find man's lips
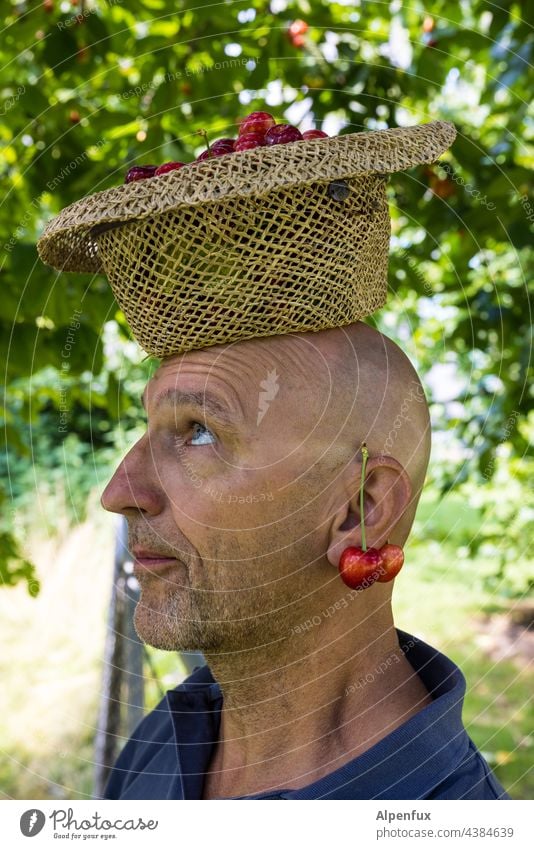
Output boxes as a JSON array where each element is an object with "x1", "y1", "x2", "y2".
[{"x1": 132, "y1": 549, "x2": 182, "y2": 572}]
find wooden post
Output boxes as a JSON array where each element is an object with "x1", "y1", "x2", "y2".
[
  {"x1": 93, "y1": 516, "x2": 129, "y2": 798},
  {"x1": 123, "y1": 555, "x2": 145, "y2": 735}
]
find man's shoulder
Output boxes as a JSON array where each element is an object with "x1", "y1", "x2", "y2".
[
  {"x1": 428, "y1": 739, "x2": 510, "y2": 800},
  {"x1": 284, "y1": 632, "x2": 510, "y2": 801}
]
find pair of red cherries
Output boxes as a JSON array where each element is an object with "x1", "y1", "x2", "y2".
[{"x1": 338, "y1": 444, "x2": 404, "y2": 591}]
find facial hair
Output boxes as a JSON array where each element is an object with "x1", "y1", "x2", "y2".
[{"x1": 127, "y1": 524, "x2": 290, "y2": 654}]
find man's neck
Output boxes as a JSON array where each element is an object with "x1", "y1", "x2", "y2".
[{"x1": 200, "y1": 611, "x2": 432, "y2": 799}]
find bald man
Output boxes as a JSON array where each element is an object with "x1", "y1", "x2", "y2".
[{"x1": 101, "y1": 321, "x2": 508, "y2": 800}]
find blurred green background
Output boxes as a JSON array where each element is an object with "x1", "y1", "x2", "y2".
[{"x1": 0, "y1": 0, "x2": 532, "y2": 799}]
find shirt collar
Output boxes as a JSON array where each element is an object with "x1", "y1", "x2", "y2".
[
  {"x1": 166, "y1": 672, "x2": 222, "y2": 800},
  {"x1": 165, "y1": 629, "x2": 470, "y2": 800}
]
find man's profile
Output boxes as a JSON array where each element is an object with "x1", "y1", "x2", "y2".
[
  {"x1": 99, "y1": 322, "x2": 507, "y2": 800},
  {"x1": 36, "y1": 118, "x2": 509, "y2": 799}
]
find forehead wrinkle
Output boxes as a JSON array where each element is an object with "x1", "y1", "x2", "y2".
[
  {"x1": 175, "y1": 358, "x2": 251, "y2": 424},
  {"x1": 153, "y1": 334, "x2": 336, "y2": 430},
  {"x1": 247, "y1": 338, "x2": 342, "y2": 467},
  {"x1": 260, "y1": 334, "x2": 326, "y2": 376},
  {"x1": 223, "y1": 337, "x2": 340, "y2": 450},
  {"x1": 153, "y1": 388, "x2": 239, "y2": 423},
  {"x1": 199, "y1": 369, "x2": 250, "y2": 428},
  {"x1": 172, "y1": 346, "x2": 284, "y2": 418},
  {"x1": 195, "y1": 341, "x2": 335, "y2": 453},
  {"x1": 230, "y1": 344, "x2": 333, "y2": 440},
  {"x1": 168, "y1": 334, "x2": 331, "y2": 392},
  {"x1": 141, "y1": 360, "x2": 246, "y2": 426}
]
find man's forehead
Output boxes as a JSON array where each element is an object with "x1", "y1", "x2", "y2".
[
  {"x1": 148, "y1": 340, "x2": 269, "y2": 391},
  {"x1": 149, "y1": 334, "x2": 329, "y2": 388},
  {"x1": 142, "y1": 342, "x2": 271, "y2": 423},
  {"x1": 141, "y1": 333, "x2": 337, "y2": 424}
]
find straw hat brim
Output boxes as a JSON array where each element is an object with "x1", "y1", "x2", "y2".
[{"x1": 37, "y1": 121, "x2": 456, "y2": 274}]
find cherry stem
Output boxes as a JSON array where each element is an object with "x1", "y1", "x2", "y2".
[
  {"x1": 197, "y1": 128, "x2": 211, "y2": 156},
  {"x1": 360, "y1": 443, "x2": 368, "y2": 552}
]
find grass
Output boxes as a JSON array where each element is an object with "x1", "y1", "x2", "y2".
[
  {"x1": 0, "y1": 491, "x2": 531, "y2": 799},
  {"x1": 0, "y1": 493, "x2": 113, "y2": 800},
  {"x1": 394, "y1": 539, "x2": 533, "y2": 799}
]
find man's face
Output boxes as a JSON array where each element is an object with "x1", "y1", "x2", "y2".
[{"x1": 101, "y1": 336, "x2": 341, "y2": 653}]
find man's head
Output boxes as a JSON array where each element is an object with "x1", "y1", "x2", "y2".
[{"x1": 101, "y1": 321, "x2": 430, "y2": 654}]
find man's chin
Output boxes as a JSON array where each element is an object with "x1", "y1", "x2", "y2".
[
  {"x1": 133, "y1": 605, "x2": 201, "y2": 652},
  {"x1": 132, "y1": 577, "x2": 201, "y2": 651},
  {"x1": 132, "y1": 582, "x2": 262, "y2": 654}
]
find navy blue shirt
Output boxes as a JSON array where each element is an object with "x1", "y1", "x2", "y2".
[{"x1": 103, "y1": 631, "x2": 509, "y2": 800}]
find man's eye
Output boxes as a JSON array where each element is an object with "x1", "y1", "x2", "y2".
[{"x1": 189, "y1": 422, "x2": 216, "y2": 446}]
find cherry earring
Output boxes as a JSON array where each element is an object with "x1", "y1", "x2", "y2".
[
  {"x1": 376, "y1": 543, "x2": 404, "y2": 582},
  {"x1": 338, "y1": 443, "x2": 405, "y2": 590}
]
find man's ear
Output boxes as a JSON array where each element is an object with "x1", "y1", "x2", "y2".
[{"x1": 326, "y1": 453, "x2": 412, "y2": 568}]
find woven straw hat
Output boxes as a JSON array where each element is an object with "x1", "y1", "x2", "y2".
[{"x1": 37, "y1": 121, "x2": 456, "y2": 358}]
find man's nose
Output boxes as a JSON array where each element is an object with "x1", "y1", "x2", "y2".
[{"x1": 100, "y1": 438, "x2": 164, "y2": 517}]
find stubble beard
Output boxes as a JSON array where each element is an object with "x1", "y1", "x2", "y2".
[
  {"x1": 132, "y1": 567, "x2": 272, "y2": 654},
  {"x1": 133, "y1": 571, "x2": 205, "y2": 651},
  {"x1": 130, "y1": 529, "x2": 314, "y2": 656}
]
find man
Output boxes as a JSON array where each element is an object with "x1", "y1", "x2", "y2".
[
  {"x1": 99, "y1": 321, "x2": 507, "y2": 800},
  {"x1": 37, "y1": 118, "x2": 508, "y2": 799}
]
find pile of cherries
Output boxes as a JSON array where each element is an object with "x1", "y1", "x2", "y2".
[
  {"x1": 338, "y1": 444, "x2": 405, "y2": 591},
  {"x1": 124, "y1": 110, "x2": 329, "y2": 183}
]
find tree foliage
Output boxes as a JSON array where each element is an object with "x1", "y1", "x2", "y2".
[{"x1": 1, "y1": 0, "x2": 532, "y2": 590}]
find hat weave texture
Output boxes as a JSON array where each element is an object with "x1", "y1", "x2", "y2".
[{"x1": 37, "y1": 121, "x2": 456, "y2": 357}]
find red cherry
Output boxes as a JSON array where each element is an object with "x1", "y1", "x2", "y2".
[
  {"x1": 235, "y1": 132, "x2": 266, "y2": 151},
  {"x1": 235, "y1": 139, "x2": 264, "y2": 152},
  {"x1": 338, "y1": 547, "x2": 383, "y2": 591},
  {"x1": 376, "y1": 545, "x2": 404, "y2": 583},
  {"x1": 429, "y1": 175, "x2": 456, "y2": 199},
  {"x1": 302, "y1": 129, "x2": 329, "y2": 140},
  {"x1": 208, "y1": 146, "x2": 233, "y2": 157},
  {"x1": 238, "y1": 111, "x2": 276, "y2": 137},
  {"x1": 196, "y1": 149, "x2": 214, "y2": 161},
  {"x1": 264, "y1": 124, "x2": 303, "y2": 145},
  {"x1": 196, "y1": 149, "x2": 219, "y2": 161},
  {"x1": 236, "y1": 131, "x2": 265, "y2": 144},
  {"x1": 154, "y1": 162, "x2": 187, "y2": 176},
  {"x1": 288, "y1": 19, "x2": 308, "y2": 37},
  {"x1": 196, "y1": 145, "x2": 234, "y2": 162},
  {"x1": 211, "y1": 138, "x2": 236, "y2": 151},
  {"x1": 212, "y1": 148, "x2": 234, "y2": 157},
  {"x1": 124, "y1": 165, "x2": 157, "y2": 183}
]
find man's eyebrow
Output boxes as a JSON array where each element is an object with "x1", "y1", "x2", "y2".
[{"x1": 140, "y1": 387, "x2": 243, "y2": 430}]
